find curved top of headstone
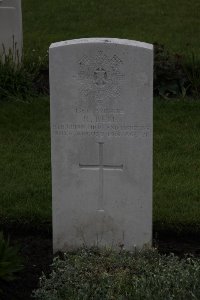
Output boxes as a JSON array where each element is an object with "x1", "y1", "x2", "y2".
[
  {"x1": 0, "y1": 0, "x2": 21, "y2": 7},
  {"x1": 50, "y1": 38, "x2": 153, "y2": 50}
]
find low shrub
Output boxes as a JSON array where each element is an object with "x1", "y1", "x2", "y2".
[
  {"x1": 0, "y1": 231, "x2": 23, "y2": 282},
  {"x1": 182, "y1": 52, "x2": 200, "y2": 99},
  {"x1": 154, "y1": 43, "x2": 200, "y2": 99},
  {"x1": 154, "y1": 43, "x2": 187, "y2": 98},
  {"x1": 1, "y1": 43, "x2": 200, "y2": 101},
  {"x1": 0, "y1": 48, "x2": 48, "y2": 101},
  {"x1": 33, "y1": 247, "x2": 200, "y2": 300}
]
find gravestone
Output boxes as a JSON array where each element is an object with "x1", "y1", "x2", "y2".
[
  {"x1": 50, "y1": 38, "x2": 153, "y2": 252},
  {"x1": 0, "y1": 0, "x2": 22, "y2": 60}
]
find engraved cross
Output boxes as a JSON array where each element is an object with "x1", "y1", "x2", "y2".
[{"x1": 79, "y1": 142, "x2": 123, "y2": 211}]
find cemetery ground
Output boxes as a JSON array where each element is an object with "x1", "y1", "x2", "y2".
[
  {"x1": 0, "y1": 97, "x2": 200, "y2": 299},
  {"x1": 0, "y1": 0, "x2": 200, "y2": 298},
  {"x1": 1, "y1": 98, "x2": 200, "y2": 237}
]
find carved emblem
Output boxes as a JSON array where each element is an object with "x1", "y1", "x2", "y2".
[
  {"x1": 94, "y1": 68, "x2": 107, "y2": 86},
  {"x1": 77, "y1": 51, "x2": 124, "y2": 104}
]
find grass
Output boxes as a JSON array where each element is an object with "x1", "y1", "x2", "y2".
[
  {"x1": 154, "y1": 99, "x2": 200, "y2": 234},
  {"x1": 0, "y1": 98, "x2": 51, "y2": 228},
  {"x1": 0, "y1": 97, "x2": 200, "y2": 235},
  {"x1": 22, "y1": 0, "x2": 200, "y2": 56}
]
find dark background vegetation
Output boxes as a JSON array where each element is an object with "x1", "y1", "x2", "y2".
[{"x1": 0, "y1": 0, "x2": 200, "y2": 299}]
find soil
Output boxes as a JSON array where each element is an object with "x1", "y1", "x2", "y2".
[
  {"x1": 0, "y1": 232, "x2": 52, "y2": 300},
  {"x1": 0, "y1": 230, "x2": 200, "y2": 300}
]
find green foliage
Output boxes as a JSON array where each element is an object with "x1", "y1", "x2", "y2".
[
  {"x1": 33, "y1": 248, "x2": 200, "y2": 300},
  {"x1": 1, "y1": 0, "x2": 199, "y2": 100},
  {"x1": 1, "y1": 43, "x2": 200, "y2": 101},
  {"x1": 0, "y1": 48, "x2": 48, "y2": 101},
  {"x1": 154, "y1": 44, "x2": 200, "y2": 99},
  {"x1": 0, "y1": 232, "x2": 23, "y2": 282},
  {"x1": 154, "y1": 44, "x2": 187, "y2": 98},
  {"x1": 182, "y1": 52, "x2": 200, "y2": 99}
]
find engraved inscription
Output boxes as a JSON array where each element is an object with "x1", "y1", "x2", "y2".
[
  {"x1": 53, "y1": 123, "x2": 151, "y2": 138},
  {"x1": 75, "y1": 107, "x2": 124, "y2": 114},
  {"x1": 75, "y1": 105, "x2": 125, "y2": 123}
]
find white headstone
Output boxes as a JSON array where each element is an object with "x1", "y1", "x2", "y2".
[
  {"x1": 0, "y1": 0, "x2": 22, "y2": 60},
  {"x1": 50, "y1": 38, "x2": 153, "y2": 252}
]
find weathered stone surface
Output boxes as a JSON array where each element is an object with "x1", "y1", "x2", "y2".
[
  {"x1": 50, "y1": 38, "x2": 153, "y2": 252},
  {"x1": 0, "y1": 0, "x2": 22, "y2": 60}
]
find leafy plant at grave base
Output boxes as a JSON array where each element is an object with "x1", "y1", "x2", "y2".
[
  {"x1": 0, "y1": 232, "x2": 23, "y2": 282},
  {"x1": 153, "y1": 43, "x2": 188, "y2": 99},
  {"x1": 0, "y1": 41, "x2": 49, "y2": 101},
  {"x1": 33, "y1": 247, "x2": 200, "y2": 300}
]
